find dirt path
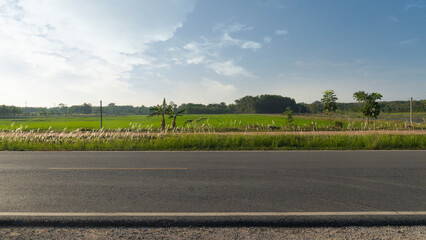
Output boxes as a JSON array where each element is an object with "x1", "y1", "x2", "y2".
[
  {"x1": 0, "y1": 130, "x2": 424, "y2": 138},
  {"x1": 199, "y1": 130, "x2": 426, "y2": 136}
]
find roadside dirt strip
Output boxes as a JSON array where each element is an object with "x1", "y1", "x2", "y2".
[
  {"x1": 0, "y1": 226, "x2": 424, "y2": 239},
  {"x1": 0, "y1": 130, "x2": 425, "y2": 138}
]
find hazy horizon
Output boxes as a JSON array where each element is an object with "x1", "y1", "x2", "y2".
[{"x1": 1, "y1": 0, "x2": 425, "y2": 107}]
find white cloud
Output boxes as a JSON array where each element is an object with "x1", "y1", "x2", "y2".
[
  {"x1": 213, "y1": 22, "x2": 253, "y2": 33},
  {"x1": 263, "y1": 36, "x2": 272, "y2": 43},
  {"x1": 201, "y1": 79, "x2": 236, "y2": 96},
  {"x1": 275, "y1": 30, "x2": 288, "y2": 35},
  {"x1": 0, "y1": 0, "x2": 196, "y2": 106},
  {"x1": 183, "y1": 42, "x2": 202, "y2": 53},
  {"x1": 226, "y1": 23, "x2": 247, "y2": 33},
  {"x1": 175, "y1": 21, "x2": 262, "y2": 70},
  {"x1": 241, "y1": 41, "x2": 262, "y2": 50},
  {"x1": 214, "y1": 21, "x2": 261, "y2": 50},
  {"x1": 17, "y1": 0, "x2": 196, "y2": 55},
  {"x1": 174, "y1": 78, "x2": 237, "y2": 104},
  {"x1": 168, "y1": 47, "x2": 179, "y2": 52},
  {"x1": 208, "y1": 61, "x2": 254, "y2": 77},
  {"x1": 221, "y1": 32, "x2": 241, "y2": 45},
  {"x1": 186, "y1": 56, "x2": 206, "y2": 64},
  {"x1": 182, "y1": 41, "x2": 209, "y2": 65}
]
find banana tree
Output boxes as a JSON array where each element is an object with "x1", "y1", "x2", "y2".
[
  {"x1": 166, "y1": 106, "x2": 185, "y2": 129},
  {"x1": 148, "y1": 98, "x2": 168, "y2": 130}
]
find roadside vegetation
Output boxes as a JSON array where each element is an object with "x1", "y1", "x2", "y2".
[
  {"x1": 0, "y1": 132, "x2": 423, "y2": 151},
  {"x1": 0, "y1": 90, "x2": 424, "y2": 151}
]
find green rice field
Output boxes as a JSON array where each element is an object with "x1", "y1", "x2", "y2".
[
  {"x1": 0, "y1": 114, "x2": 424, "y2": 150},
  {"x1": 0, "y1": 113, "x2": 424, "y2": 132}
]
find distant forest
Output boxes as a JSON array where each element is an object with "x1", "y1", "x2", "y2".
[{"x1": 0, "y1": 94, "x2": 424, "y2": 118}]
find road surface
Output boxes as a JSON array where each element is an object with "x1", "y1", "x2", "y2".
[{"x1": 0, "y1": 151, "x2": 425, "y2": 226}]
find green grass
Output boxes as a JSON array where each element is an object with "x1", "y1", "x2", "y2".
[
  {"x1": 0, "y1": 133, "x2": 423, "y2": 151},
  {"x1": 0, "y1": 114, "x2": 329, "y2": 131},
  {"x1": 0, "y1": 113, "x2": 424, "y2": 132}
]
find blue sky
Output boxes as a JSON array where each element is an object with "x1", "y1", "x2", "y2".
[{"x1": 0, "y1": 0, "x2": 425, "y2": 107}]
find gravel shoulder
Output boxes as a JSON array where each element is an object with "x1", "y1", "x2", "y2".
[{"x1": 0, "y1": 226, "x2": 425, "y2": 239}]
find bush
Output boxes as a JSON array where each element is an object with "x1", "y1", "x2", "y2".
[{"x1": 334, "y1": 121, "x2": 344, "y2": 129}]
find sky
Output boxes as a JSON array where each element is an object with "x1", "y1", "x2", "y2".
[{"x1": 0, "y1": 0, "x2": 425, "y2": 107}]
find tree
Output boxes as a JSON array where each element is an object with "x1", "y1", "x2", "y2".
[
  {"x1": 284, "y1": 106, "x2": 294, "y2": 125},
  {"x1": 149, "y1": 98, "x2": 168, "y2": 130},
  {"x1": 234, "y1": 95, "x2": 298, "y2": 114},
  {"x1": 82, "y1": 103, "x2": 92, "y2": 114},
  {"x1": 166, "y1": 106, "x2": 185, "y2": 129},
  {"x1": 353, "y1": 91, "x2": 383, "y2": 123},
  {"x1": 39, "y1": 109, "x2": 48, "y2": 116},
  {"x1": 234, "y1": 96, "x2": 257, "y2": 113},
  {"x1": 306, "y1": 101, "x2": 322, "y2": 114},
  {"x1": 0, "y1": 105, "x2": 7, "y2": 118},
  {"x1": 8, "y1": 106, "x2": 22, "y2": 117},
  {"x1": 321, "y1": 90, "x2": 338, "y2": 119},
  {"x1": 256, "y1": 95, "x2": 297, "y2": 113}
]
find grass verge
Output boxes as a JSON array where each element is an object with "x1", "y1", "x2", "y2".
[{"x1": 0, "y1": 134, "x2": 424, "y2": 151}]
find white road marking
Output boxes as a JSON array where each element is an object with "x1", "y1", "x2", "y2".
[{"x1": 0, "y1": 212, "x2": 425, "y2": 217}]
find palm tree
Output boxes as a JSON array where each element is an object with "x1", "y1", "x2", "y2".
[
  {"x1": 148, "y1": 98, "x2": 168, "y2": 130},
  {"x1": 166, "y1": 107, "x2": 185, "y2": 129}
]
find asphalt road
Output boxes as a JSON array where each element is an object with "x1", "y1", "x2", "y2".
[{"x1": 0, "y1": 151, "x2": 425, "y2": 226}]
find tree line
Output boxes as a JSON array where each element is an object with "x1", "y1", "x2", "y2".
[
  {"x1": 0, "y1": 105, "x2": 23, "y2": 118},
  {"x1": 0, "y1": 94, "x2": 424, "y2": 119},
  {"x1": 177, "y1": 95, "x2": 305, "y2": 114},
  {"x1": 305, "y1": 100, "x2": 425, "y2": 114}
]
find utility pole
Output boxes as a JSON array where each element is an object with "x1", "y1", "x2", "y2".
[
  {"x1": 100, "y1": 100, "x2": 103, "y2": 129},
  {"x1": 410, "y1": 97, "x2": 413, "y2": 127}
]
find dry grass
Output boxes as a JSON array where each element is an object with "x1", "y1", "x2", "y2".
[{"x1": 0, "y1": 129, "x2": 423, "y2": 151}]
